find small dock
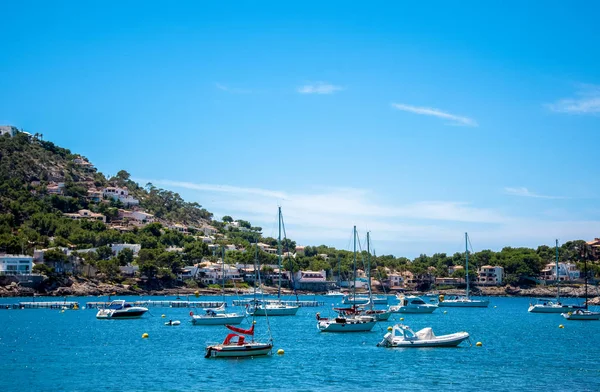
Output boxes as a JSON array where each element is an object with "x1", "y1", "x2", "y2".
[
  {"x1": 85, "y1": 300, "x2": 224, "y2": 309},
  {"x1": 232, "y1": 299, "x2": 323, "y2": 307},
  {"x1": 0, "y1": 301, "x2": 80, "y2": 310}
]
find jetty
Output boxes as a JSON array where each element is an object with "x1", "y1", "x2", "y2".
[
  {"x1": 1, "y1": 301, "x2": 80, "y2": 310},
  {"x1": 232, "y1": 299, "x2": 323, "y2": 307},
  {"x1": 85, "y1": 300, "x2": 224, "y2": 309}
]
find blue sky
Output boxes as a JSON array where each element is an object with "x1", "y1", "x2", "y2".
[{"x1": 1, "y1": 1, "x2": 599, "y2": 257}]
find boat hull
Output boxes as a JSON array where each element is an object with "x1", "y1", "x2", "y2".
[
  {"x1": 96, "y1": 308, "x2": 148, "y2": 319},
  {"x1": 438, "y1": 300, "x2": 489, "y2": 308},
  {"x1": 205, "y1": 343, "x2": 273, "y2": 358},
  {"x1": 191, "y1": 314, "x2": 245, "y2": 325},
  {"x1": 390, "y1": 305, "x2": 437, "y2": 314},
  {"x1": 318, "y1": 319, "x2": 376, "y2": 332},
  {"x1": 250, "y1": 306, "x2": 299, "y2": 316},
  {"x1": 379, "y1": 333, "x2": 470, "y2": 348},
  {"x1": 562, "y1": 311, "x2": 600, "y2": 320},
  {"x1": 528, "y1": 304, "x2": 584, "y2": 313}
]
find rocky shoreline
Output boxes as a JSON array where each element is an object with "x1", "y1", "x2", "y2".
[{"x1": 1, "y1": 276, "x2": 599, "y2": 304}]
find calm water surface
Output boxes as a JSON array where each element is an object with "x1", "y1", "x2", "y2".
[{"x1": 1, "y1": 295, "x2": 599, "y2": 392}]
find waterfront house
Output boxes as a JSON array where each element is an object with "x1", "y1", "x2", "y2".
[
  {"x1": 540, "y1": 262, "x2": 581, "y2": 281},
  {"x1": 118, "y1": 209, "x2": 155, "y2": 224},
  {"x1": 64, "y1": 209, "x2": 106, "y2": 223},
  {"x1": 477, "y1": 265, "x2": 504, "y2": 285},
  {"x1": 0, "y1": 254, "x2": 34, "y2": 275},
  {"x1": 435, "y1": 277, "x2": 464, "y2": 286},
  {"x1": 293, "y1": 270, "x2": 334, "y2": 291}
]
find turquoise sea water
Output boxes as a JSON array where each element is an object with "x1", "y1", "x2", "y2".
[{"x1": 1, "y1": 295, "x2": 599, "y2": 392}]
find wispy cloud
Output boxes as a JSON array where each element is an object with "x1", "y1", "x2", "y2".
[
  {"x1": 297, "y1": 82, "x2": 344, "y2": 95},
  {"x1": 547, "y1": 84, "x2": 600, "y2": 114},
  {"x1": 504, "y1": 187, "x2": 566, "y2": 199},
  {"x1": 135, "y1": 178, "x2": 599, "y2": 256},
  {"x1": 391, "y1": 103, "x2": 478, "y2": 127},
  {"x1": 215, "y1": 83, "x2": 252, "y2": 94}
]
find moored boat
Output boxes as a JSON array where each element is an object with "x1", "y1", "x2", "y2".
[
  {"x1": 205, "y1": 324, "x2": 273, "y2": 358},
  {"x1": 317, "y1": 313, "x2": 376, "y2": 332},
  {"x1": 96, "y1": 300, "x2": 148, "y2": 319},
  {"x1": 391, "y1": 295, "x2": 438, "y2": 313},
  {"x1": 377, "y1": 324, "x2": 470, "y2": 348}
]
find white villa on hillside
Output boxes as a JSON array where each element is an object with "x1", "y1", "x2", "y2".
[
  {"x1": 102, "y1": 187, "x2": 139, "y2": 206},
  {"x1": 540, "y1": 262, "x2": 581, "y2": 281},
  {"x1": 0, "y1": 125, "x2": 18, "y2": 137},
  {"x1": 64, "y1": 209, "x2": 106, "y2": 223}
]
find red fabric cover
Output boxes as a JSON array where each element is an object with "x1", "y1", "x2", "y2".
[{"x1": 226, "y1": 324, "x2": 255, "y2": 335}]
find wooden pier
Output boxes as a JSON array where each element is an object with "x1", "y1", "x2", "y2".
[
  {"x1": 232, "y1": 299, "x2": 324, "y2": 307},
  {"x1": 85, "y1": 300, "x2": 224, "y2": 309},
  {"x1": 0, "y1": 301, "x2": 80, "y2": 310}
]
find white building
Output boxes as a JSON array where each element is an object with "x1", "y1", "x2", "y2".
[
  {"x1": 118, "y1": 209, "x2": 155, "y2": 223},
  {"x1": 0, "y1": 125, "x2": 18, "y2": 137},
  {"x1": 293, "y1": 270, "x2": 334, "y2": 291},
  {"x1": 541, "y1": 262, "x2": 581, "y2": 281},
  {"x1": 477, "y1": 265, "x2": 504, "y2": 285},
  {"x1": 168, "y1": 224, "x2": 188, "y2": 234},
  {"x1": 0, "y1": 254, "x2": 34, "y2": 275},
  {"x1": 257, "y1": 243, "x2": 277, "y2": 254},
  {"x1": 387, "y1": 273, "x2": 404, "y2": 288},
  {"x1": 47, "y1": 182, "x2": 65, "y2": 195},
  {"x1": 64, "y1": 209, "x2": 106, "y2": 223},
  {"x1": 102, "y1": 187, "x2": 139, "y2": 206}
]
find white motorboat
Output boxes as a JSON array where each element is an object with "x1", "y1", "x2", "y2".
[
  {"x1": 391, "y1": 295, "x2": 438, "y2": 313},
  {"x1": 438, "y1": 295, "x2": 490, "y2": 308},
  {"x1": 377, "y1": 324, "x2": 470, "y2": 348},
  {"x1": 205, "y1": 324, "x2": 273, "y2": 358},
  {"x1": 325, "y1": 290, "x2": 345, "y2": 297},
  {"x1": 334, "y1": 304, "x2": 393, "y2": 321},
  {"x1": 562, "y1": 309, "x2": 600, "y2": 320},
  {"x1": 191, "y1": 307, "x2": 246, "y2": 325},
  {"x1": 96, "y1": 300, "x2": 148, "y2": 319},
  {"x1": 317, "y1": 313, "x2": 376, "y2": 332},
  {"x1": 165, "y1": 320, "x2": 181, "y2": 326},
  {"x1": 247, "y1": 301, "x2": 300, "y2": 316},
  {"x1": 342, "y1": 295, "x2": 371, "y2": 305},
  {"x1": 528, "y1": 299, "x2": 584, "y2": 314}
]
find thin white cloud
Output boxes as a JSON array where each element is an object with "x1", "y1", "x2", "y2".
[
  {"x1": 391, "y1": 103, "x2": 478, "y2": 127},
  {"x1": 547, "y1": 84, "x2": 600, "y2": 114},
  {"x1": 137, "y1": 178, "x2": 599, "y2": 256},
  {"x1": 297, "y1": 82, "x2": 344, "y2": 95},
  {"x1": 215, "y1": 83, "x2": 252, "y2": 94},
  {"x1": 504, "y1": 187, "x2": 566, "y2": 199}
]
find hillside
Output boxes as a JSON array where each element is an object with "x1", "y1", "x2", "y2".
[{"x1": 0, "y1": 129, "x2": 598, "y2": 296}]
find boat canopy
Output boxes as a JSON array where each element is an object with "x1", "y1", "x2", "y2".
[{"x1": 226, "y1": 324, "x2": 254, "y2": 335}]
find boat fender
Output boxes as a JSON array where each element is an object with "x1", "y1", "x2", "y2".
[{"x1": 189, "y1": 311, "x2": 194, "y2": 316}]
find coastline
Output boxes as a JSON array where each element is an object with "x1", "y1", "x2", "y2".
[{"x1": 1, "y1": 276, "x2": 599, "y2": 304}]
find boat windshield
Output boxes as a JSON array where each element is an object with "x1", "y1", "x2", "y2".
[{"x1": 411, "y1": 299, "x2": 426, "y2": 305}]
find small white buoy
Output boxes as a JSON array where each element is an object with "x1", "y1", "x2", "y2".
[
  {"x1": 142, "y1": 333, "x2": 149, "y2": 338},
  {"x1": 494, "y1": 306, "x2": 497, "y2": 308},
  {"x1": 443, "y1": 311, "x2": 447, "y2": 314},
  {"x1": 277, "y1": 349, "x2": 284, "y2": 355}
]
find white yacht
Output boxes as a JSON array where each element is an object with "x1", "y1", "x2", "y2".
[
  {"x1": 377, "y1": 324, "x2": 470, "y2": 348},
  {"x1": 390, "y1": 295, "x2": 438, "y2": 313},
  {"x1": 96, "y1": 300, "x2": 148, "y2": 319}
]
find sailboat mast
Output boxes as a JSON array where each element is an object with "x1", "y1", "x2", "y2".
[
  {"x1": 465, "y1": 232, "x2": 470, "y2": 300},
  {"x1": 277, "y1": 207, "x2": 282, "y2": 299},
  {"x1": 353, "y1": 226, "x2": 357, "y2": 307},
  {"x1": 367, "y1": 232, "x2": 373, "y2": 309},
  {"x1": 556, "y1": 239, "x2": 560, "y2": 302},
  {"x1": 585, "y1": 249, "x2": 588, "y2": 310},
  {"x1": 221, "y1": 246, "x2": 226, "y2": 304}
]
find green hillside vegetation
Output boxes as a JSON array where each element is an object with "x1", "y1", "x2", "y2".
[{"x1": 0, "y1": 131, "x2": 598, "y2": 291}]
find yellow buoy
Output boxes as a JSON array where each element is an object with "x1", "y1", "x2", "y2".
[
  {"x1": 142, "y1": 333, "x2": 149, "y2": 338},
  {"x1": 253, "y1": 320, "x2": 256, "y2": 324},
  {"x1": 443, "y1": 311, "x2": 447, "y2": 314},
  {"x1": 194, "y1": 290, "x2": 200, "y2": 298},
  {"x1": 559, "y1": 324, "x2": 564, "y2": 329},
  {"x1": 161, "y1": 314, "x2": 166, "y2": 318},
  {"x1": 387, "y1": 326, "x2": 393, "y2": 331},
  {"x1": 400, "y1": 317, "x2": 404, "y2": 321},
  {"x1": 277, "y1": 349, "x2": 284, "y2": 355},
  {"x1": 60, "y1": 310, "x2": 65, "y2": 313},
  {"x1": 476, "y1": 342, "x2": 482, "y2": 347}
]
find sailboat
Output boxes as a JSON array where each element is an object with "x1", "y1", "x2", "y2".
[
  {"x1": 191, "y1": 247, "x2": 246, "y2": 325},
  {"x1": 247, "y1": 207, "x2": 299, "y2": 317},
  {"x1": 528, "y1": 239, "x2": 585, "y2": 313},
  {"x1": 438, "y1": 233, "x2": 489, "y2": 308},
  {"x1": 205, "y1": 244, "x2": 273, "y2": 358},
  {"x1": 317, "y1": 226, "x2": 377, "y2": 332},
  {"x1": 562, "y1": 246, "x2": 599, "y2": 320}
]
